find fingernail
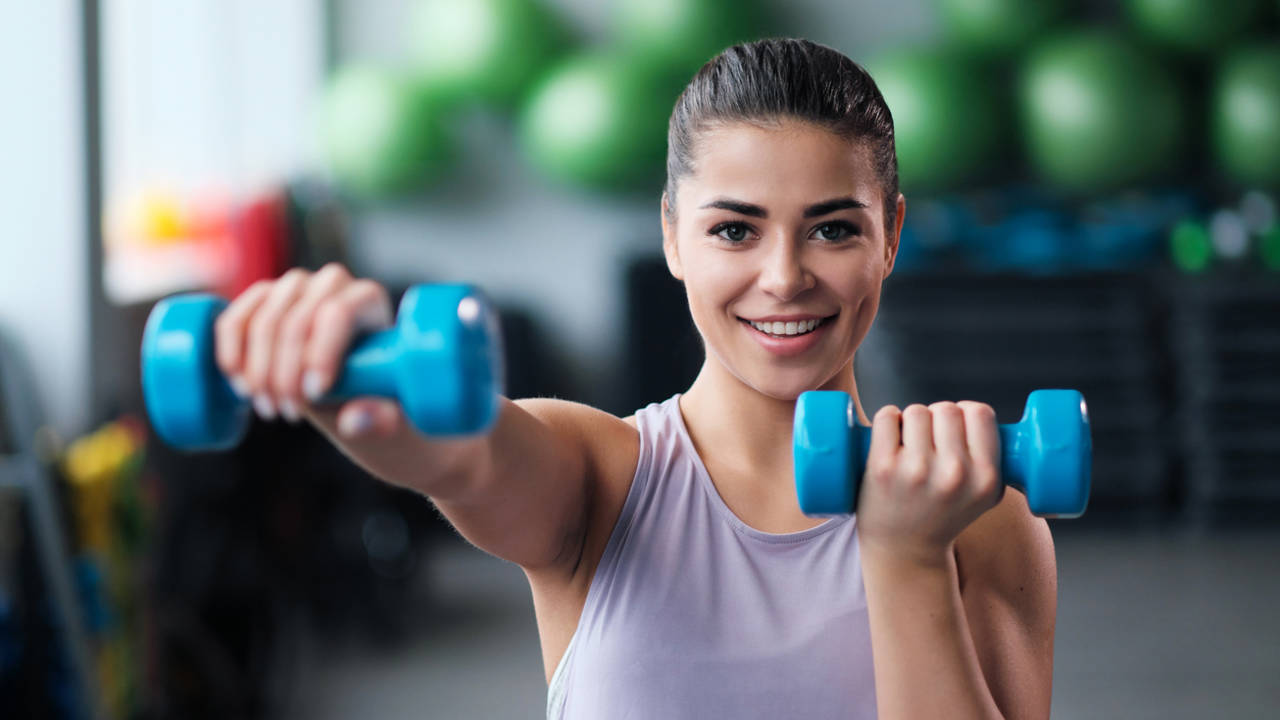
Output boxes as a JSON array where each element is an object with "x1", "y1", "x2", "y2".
[
  {"x1": 338, "y1": 409, "x2": 373, "y2": 437},
  {"x1": 279, "y1": 398, "x2": 301, "y2": 423},
  {"x1": 230, "y1": 375, "x2": 250, "y2": 399},
  {"x1": 303, "y1": 371, "x2": 326, "y2": 402},
  {"x1": 253, "y1": 394, "x2": 277, "y2": 420}
]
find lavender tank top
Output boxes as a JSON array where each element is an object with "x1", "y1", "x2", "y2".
[{"x1": 546, "y1": 394, "x2": 877, "y2": 719}]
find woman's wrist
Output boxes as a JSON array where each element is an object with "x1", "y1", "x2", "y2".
[{"x1": 859, "y1": 535, "x2": 955, "y2": 574}]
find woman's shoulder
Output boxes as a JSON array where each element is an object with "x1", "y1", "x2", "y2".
[
  {"x1": 512, "y1": 397, "x2": 640, "y2": 462},
  {"x1": 512, "y1": 397, "x2": 642, "y2": 539}
]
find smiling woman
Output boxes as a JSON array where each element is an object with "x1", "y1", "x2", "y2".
[{"x1": 538, "y1": 39, "x2": 1055, "y2": 720}]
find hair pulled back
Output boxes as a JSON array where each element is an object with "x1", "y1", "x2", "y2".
[{"x1": 665, "y1": 38, "x2": 899, "y2": 231}]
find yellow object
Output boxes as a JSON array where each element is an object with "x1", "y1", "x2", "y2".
[
  {"x1": 60, "y1": 418, "x2": 150, "y2": 720},
  {"x1": 63, "y1": 421, "x2": 141, "y2": 551},
  {"x1": 140, "y1": 191, "x2": 187, "y2": 243}
]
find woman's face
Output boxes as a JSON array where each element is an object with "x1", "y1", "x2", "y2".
[{"x1": 662, "y1": 119, "x2": 904, "y2": 401}]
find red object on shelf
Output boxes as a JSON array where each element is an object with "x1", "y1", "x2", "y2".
[{"x1": 218, "y1": 189, "x2": 293, "y2": 298}]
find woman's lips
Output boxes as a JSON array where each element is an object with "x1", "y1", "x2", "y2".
[{"x1": 738, "y1": 314, "x2": 836, "y2": 357}]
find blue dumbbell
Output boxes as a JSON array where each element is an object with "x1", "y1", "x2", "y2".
[
  {"x1": 793, "y1": 390, "x2": 1091, "y2": 518},
  {"x1": 141, "y1": 284, "x2": 504, "y2": 451}
]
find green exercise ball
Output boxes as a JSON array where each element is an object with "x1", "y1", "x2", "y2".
[
  {"x1": 519, "y1": 54, "x2": 682, "y2": 190},
  {"x1": 1169, "y1": 220, "x2": 1212, "y2": 272},
  {"x1": 1125, "y1": 0, "x2": 1264, "y2": 53},
  {"x1": 613, "y1": 0, "x2": 766, "y2": 74},
  {"x1": 938, "y1": 0, "x2": 1067, "y2": 54},
  {"x1": 1213, "y1": 45, "x2": 1280, "y2": 188},
  {"x1": 319, "y1": 65, "x2": 452, "y2": 198},
  {"x1": 867, "y1": 49, "x2": 1005, "y2": 191},
  {"x1": 407, "y1": 0, "x2": 566, "y2": 108},
  {"x1": 1020, "y1": 31, "x2": 1186, "y2": 192}
]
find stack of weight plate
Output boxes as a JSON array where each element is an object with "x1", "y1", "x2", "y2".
[
  {"x1": 870, "y1": 272, "x2": 1174, "y2": 518},
  {"x1": 1170, "y1": 272, "x2": 1280, "y2": 525}
]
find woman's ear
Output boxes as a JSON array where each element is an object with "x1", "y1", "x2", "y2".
[
  {"x1": 883, "y1": 192, "x2": 906, "y2": 278},
  {"x1": 661, "y1": 192, "x2": 684, "y2": 282}
]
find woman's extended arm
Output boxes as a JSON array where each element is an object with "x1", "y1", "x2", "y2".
[
  {"x1": 861, "y1": 490, "x2": 1056, "y2": 720},
  {"x1": 213, "y1": 264, "x2": 600, "y2": 575}
]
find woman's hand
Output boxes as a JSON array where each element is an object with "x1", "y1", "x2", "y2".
[
  {"x1": 855, "y1": 401, "x2": 1005, "y2": 567},
  {"x1": 212, "y1": 262, "x2": 407, "y2": 439}
]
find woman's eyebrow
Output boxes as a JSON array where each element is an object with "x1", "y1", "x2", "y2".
[
  {"x1": 803, "y1": 196, "x2": 869, "y2": 217},
  {"x1": 700, "y1": 198, "x2": 767, "y2": 217},
  {"x1": 698, "y1": 196, "x2": 869, "y2": 218}
]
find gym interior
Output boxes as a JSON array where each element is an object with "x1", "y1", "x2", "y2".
[{"x1": 1, "y1": 0, "x2": 1278, "y2": 718}]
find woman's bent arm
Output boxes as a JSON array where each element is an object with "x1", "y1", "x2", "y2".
[{"x1": 861, "y1": 491, "x2": 1056, "y2": 720}]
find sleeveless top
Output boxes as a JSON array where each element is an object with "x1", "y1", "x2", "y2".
[{"x1": 546, "y1": 394, "x2": 877, "y2": 719}]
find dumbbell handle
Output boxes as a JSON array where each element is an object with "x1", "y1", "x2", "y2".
[
  {"x1": 322, "y1": 330, "x2": 401, "y2": 400},
  {"x1": 844, "y1": 424, "x2": 1032, "y2": 496}
]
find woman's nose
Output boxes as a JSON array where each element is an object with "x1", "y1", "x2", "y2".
[{"x1": 757, "y1": 240, "x2": 814, "y2": 300}]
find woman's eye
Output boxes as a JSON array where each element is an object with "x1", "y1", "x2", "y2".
[
  {"x1": 713, "y1": 223, "x2": 751, "y2": 243},
  {"x1": 814, "y1": 222, "x2": 857, "y2": 242}
]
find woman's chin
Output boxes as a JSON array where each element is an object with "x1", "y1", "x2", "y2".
[{"x1": 741, "y1": 369, "x2": 829, "y2": 402}]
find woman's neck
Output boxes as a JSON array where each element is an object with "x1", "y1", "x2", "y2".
[{"x1": 678, "y1": 358, "x2": 870, "y2": 485}]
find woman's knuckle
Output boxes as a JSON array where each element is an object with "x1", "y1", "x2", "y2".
[
  {"x1": 937, "y1": 456, "x2": 966, "y2": 484},
  {"x1": 318, "y1": 262, "x2": 350, "y2": 278},
  {"x1": 961, "y1": 401, "x2": 996, "y2": 422},
  {"x1": 247, "y1": 310, "x2": 275, "y2": 343},
  {"x1": 901, "y1": 457, "x2": 929, "y2": 485},
  {"x1": 213, "y1": 309, "x2": 237, "y2": 336},
  {"x1": 313, "y1": 265, "x2": 353, "y2": 292},
  {"x1": 315, "y1": 297, "x2": 351, "y2": 327},
  {"x1": 243, "y1": 279, "x2": 271, "y2": 297},
  {"x1": 279, "y1": 306, "x2": 310, "y2": 343},
  {"x1": 353, "y1": 279, "x2": 390, "y2": 304},
  {"x1": 213, "y1": 317, "x2": 238, "y2": 356},
  {"x1": 935, "y1": 474, "x2": 965, "y2": 500},
  {"x1": 866, "y1": 455, "x2": 895, "y2": 483},
  {"x1": 281, "y1": 267, "x2": 310, "y2": 283},
  {"x1": 979, "y1": 475, "x2": 1002, "y2": 503},
  {"x1": 975, "y1": 458, "x2": 1001, "y2": 488},
  {"x1": 929, "y1": 400, "x2": 960, "y2": 417},
  {"x1": 875, "y1": 405, "x2": 901, "y2": 421}
]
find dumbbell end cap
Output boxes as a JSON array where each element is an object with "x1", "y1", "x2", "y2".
[
  {"x1": 396, "y1": 284, "x2": 503, "y2": 436},
  {"x1": 142, "y1": 294, "x2": 251, "y2": 451},
  {"x1": 793, "y1": 390, "x2": 859, "y2": 517},
  {"x1": 1022, "y1": 389, "x2": 1092, "y2": 518}
]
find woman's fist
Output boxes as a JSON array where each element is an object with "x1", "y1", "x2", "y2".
[
  {"x1": 211, "y1": 263, "x2": 404, "y2": 438},
  {"x1": 855, "y1": 401, "x2": 1005, "y2": 565}
]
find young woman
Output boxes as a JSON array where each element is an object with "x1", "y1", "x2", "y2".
[{"x1": 214, "y1": 38, "x2": 1055, "y2": 720}]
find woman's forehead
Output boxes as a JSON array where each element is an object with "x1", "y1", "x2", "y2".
[{"x1": 683, "y1": 122, "x2": 881, "y2": 211}]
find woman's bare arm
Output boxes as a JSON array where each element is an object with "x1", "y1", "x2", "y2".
[
  {"x1": 861, "y1": 490, "x2": 1056, "y2": 720},
  {"x1": 214, "y1": 264, "x2": 605, "y2": 575}
]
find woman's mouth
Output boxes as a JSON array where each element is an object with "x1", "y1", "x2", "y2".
[
  {"x1": 741, "y1": 316, "x2": 834, "y2": 338},
  {"x1": 737, "y1": 314, "x2": 837, "y2": 357}
]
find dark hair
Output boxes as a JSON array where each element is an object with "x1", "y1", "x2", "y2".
[{"x1": 665, "y1": 38, "x2": 899, "y2": 232}]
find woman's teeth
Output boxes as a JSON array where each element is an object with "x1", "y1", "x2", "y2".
[{"x1": 747, "y1": 317, "x2": 826, "y2": 337}]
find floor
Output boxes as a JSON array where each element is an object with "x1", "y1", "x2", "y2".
[{"x1": 283, "y1": 525, "x2": 1280, "y2": 719}]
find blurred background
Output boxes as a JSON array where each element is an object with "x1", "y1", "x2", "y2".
[{"x1": 1, "y1": 0, "x2": 1278, "y2": 718}]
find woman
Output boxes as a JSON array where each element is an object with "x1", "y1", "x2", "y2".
[{"x1": 215, "y1": 38, "x2": 1055, "y2": 719}]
